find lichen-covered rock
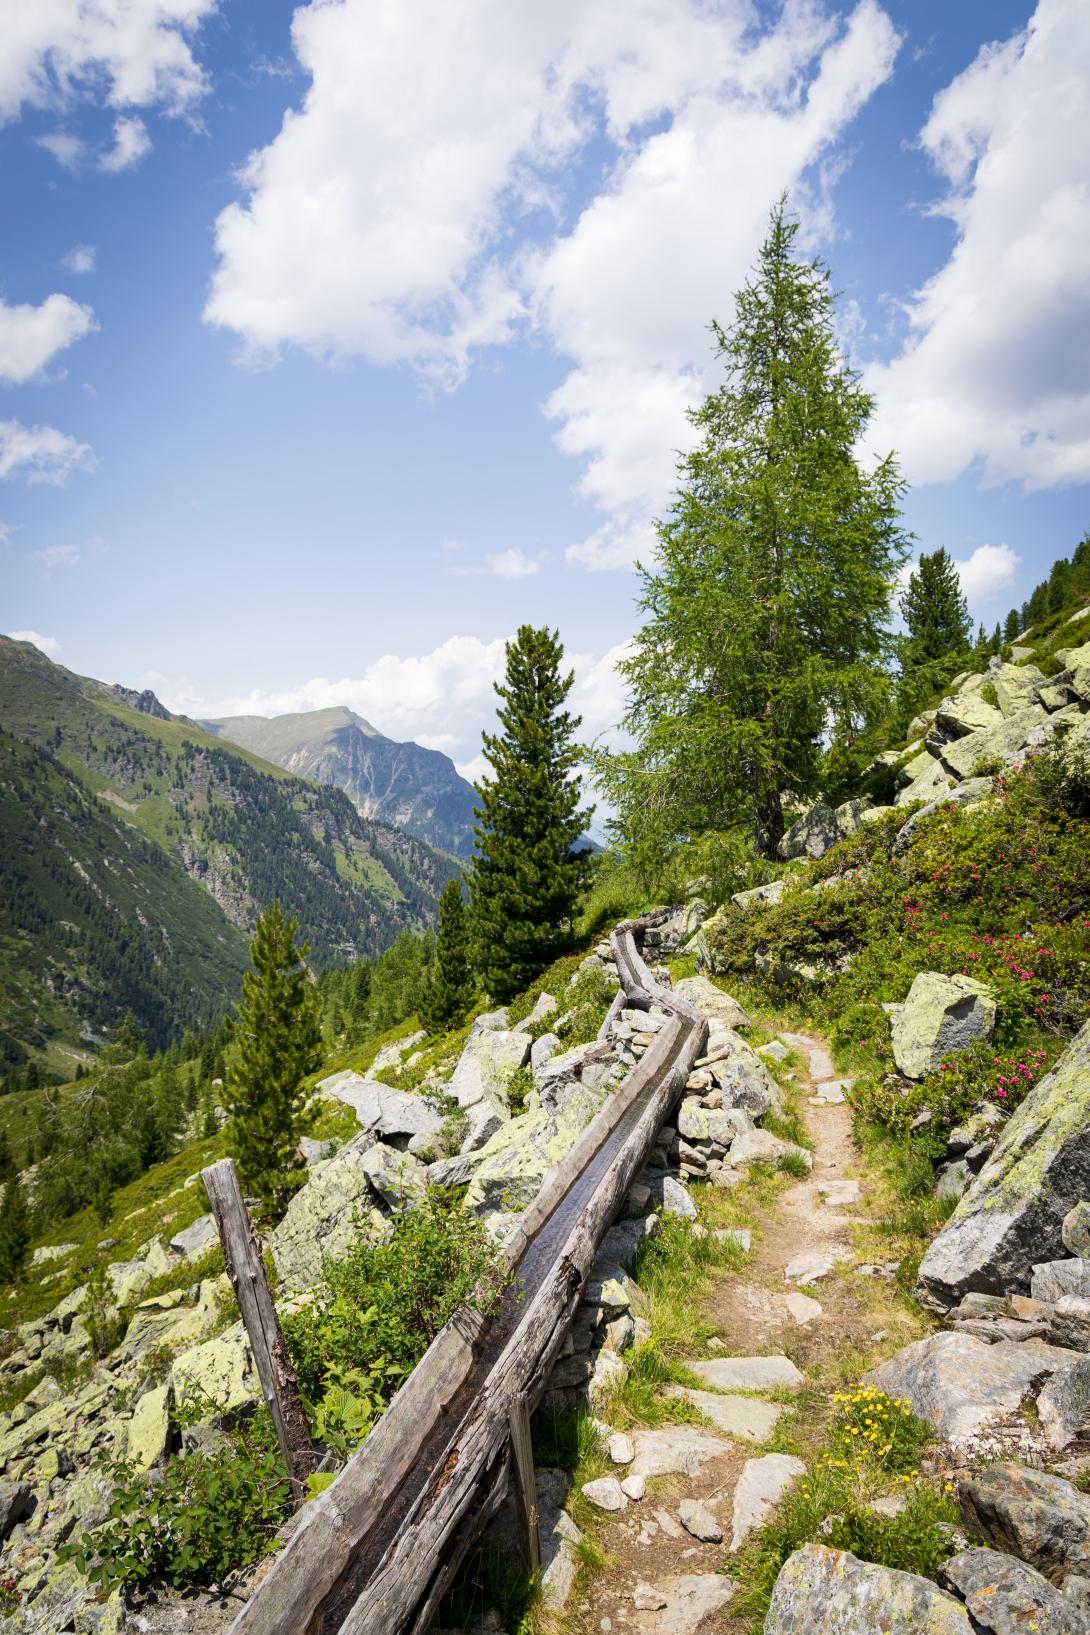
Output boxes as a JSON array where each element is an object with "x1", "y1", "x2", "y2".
[
  {"x1": 127, "y1": 1382, "x2": 171, "y2": 1470},
  {"x1": 1037, "y1": 1355, "x2": 1090, "y2": 1453},
  {"x1": 268, "y1": 1132, "x2": 387, "y2": 1296},
  {"x1": 778, "y1": 802, "x2": 870, "y2": 862},
  {"x1": 448, "y1": 1028, "x2": 530, "y2": 1113},
  {"x1": 732, "y1": 879, "x2": 785, "y2": 913},
  {"x1": 1032, "y1": 1260, "x2": 1090, "y2": 1304},
  {"x1": 896, "y1": 757, "x2": 957, "y2": 808},
  {"x1": 677, "y1": 1100, "x2": 754, "y2": 1148},
  {"x1": 1062, "y1": 1203, "x2": 1090, "y2": 1259},
  {"x1": 939, "y1": 704, "x2": 1056, "y2": 779},
  {"x1": 959, "y1": 1464, "x2": 1090, "y2": 1587},
  {"x1": 917, "y1": 1022, "x2": 1090, "y2": 1310},
  {"x1": 939, "y1": 1546, "x2": 1077, "y2": 1635},
  {"x1": 864, "y1": 1332, "x2": 1083, "y2": 1450},
  {"x1": 673, "y1": 973, "x2": 753, "y2": 1032},
  {"x1": 730, "y1": 1128, "x2": 811, "y2": 1171},
  {"x1": 933, "y1": 694, "x2": 1005, "y2": 738},
  {"x1": 171, "y1": 1329, "x2": 258, "y2": 1421},
  {"x1": 357, "y1": 1141, "x2": 426, "y2": 1209},
  {"x1": 168, "y1": 1214, "x2": 218, "y2": 1259},
  {"x1": 890, "y1": 971, "x2": 996, "y2": 1080},
  {"x1": 318, "y1": 1074, "x2": 442, "y2": 1147},
  {"x1": 463, "y1": 1083, "x2": 610, "y2": 1215},
  {"x1": 764, "y1": 1542, "x2": 973, "y2": 1632}
]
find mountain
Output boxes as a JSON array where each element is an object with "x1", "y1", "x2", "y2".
[
  {"x1": 204, "y1": 706, "x2": 479, "y2": 857},
  {"x1": 0, "y1": 638, "x2": 460, "y2": 1057}
]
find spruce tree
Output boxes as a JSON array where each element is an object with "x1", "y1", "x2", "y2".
[
  {"x1": 225, "y1": 902, "x2": 321, "y2": 1217},
  {"x1": 594, "y1": 198, "x2": 908, "y2": 859},
  {"x1": 470, "y1": 626, "x2": 590, "y2": 1001},
  {"x1": 419, "y1": 879, "x2": 475, "y2": 1033},
  {"x1": 1004, "y1": 608, "x2": 1021, "y2": 642},
  {"x1": 0, "y1": 1174, "x2": 31, "y2": 1285},
  {"x1": 900, "y1": 548, "x2": 973, "y2": 667},
  {"x1": 0, "y1": 1129, "x2": 13, "y2": 1184}
]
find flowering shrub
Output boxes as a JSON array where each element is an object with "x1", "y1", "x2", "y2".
[{"x1": 828, "y1": 1385, "x2": 931, "y2": 1474}]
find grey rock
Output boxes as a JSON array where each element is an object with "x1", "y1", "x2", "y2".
[
  {"x1": 1038, "y1": 1355, "x2": 1090, "y2": 1453},
  {"x1": 1033, "y1": 1260, "x2": 1090, "y2": 1305},
  {"x1": 937, "y1": 1161, "x2": 972, "y2": 1203},
  {"x1": 959, "y1": 1463, "x2": 1090, "y2": 1587},
  {"x1": 891, "y1": 971, "x2": 997, "y2": 1080},
  {"x1": 269, "y1": 1132, "x2": 387, "y2": 1296},
  {"x1": 765, "y1": 1542, "x2": 972, "y2": 1631},
  {"x1": 629, "y1": 1425, "x2": 736, "y2": 1479},
  {"x1": 460, "y1": 1101, "x2": 505, "y2": 1153},
  {"x1": 666, "y1": 1386, "x2": 782, "y2": 1443},
  {"x1": 673, "y1": 973, "x2": 753, "y2": 1031},
  {"x1": 864, "y1": 1333, "x2": 1085, "y2": 1451},
  {"x1": 732, "y1": 879, "x2": 786, "y2": 912},
  {"x1": 917, "y1": 1021, "x2": 1090, "y2": 1311},
  {"x1": 168, "y1": 1214, "x2": 218, "y2": 1259},
  {"x1": 482, "y1": 1465, "x2": 582, "y2": 1611},
  {"x1": 426, "y1": 1153, "x2": 478, "y2": 1187},
  {"x1": 730, "y1": 1128, "x2": 811, "y2": 1170},
  {"x1": 940, "y1": 703, "x2": 1056, "y2": 779},
  {"x1": 730, "y1": 1454, "x2": 805, "y2": 1551},
  {"x1": 0, "y1": 1479, "x2": 32, "y2": 1541},
  {"x1": 894, "y1": 777, "x2": 995, "y2": 844},
  {"x1": 471, "y1": 1007, "x2": 509, "y2": 1033},
  {"x1": 678, "y1": 1497, "x2": 722, "y2": 1541},
  {"x1": 689, "y1": 1354, "x2": 803, "y2": 1392},
  {"x1": 779, "y1": 801, "x2": 867, "y2": 862},
  {"x1": 449, "y1": 1028, "x2": 530, "y2": 1112},
  {"x1": 661, "y1": 1176, "x2": 697, "y2": 1219},
  {"x1": 581, "y1": 1475, "x2": 627, "y2": 1512},
  {"x1": 784, "y1": 1251, "x2": 838, "y2": 1285},
  {"x1": 319, "y1": 1074, "x2": 442, "y2": 1146},
  {"x1": 1063, "y1": 1204, "x2": 1090, "y2": 1259},
  {"x1": 357, "y1": 1140, "x2": 426, "y2": 1209},
  {"x1": 652, "y1": 1574, "x2": 738, "y2": 1634},
  {"x1": 530, "y1": 1032, "x2": 561, "y2": 1076},
  {"x1": 1050, "y1": 1297, "x2": 1090, "y2": 1353}
]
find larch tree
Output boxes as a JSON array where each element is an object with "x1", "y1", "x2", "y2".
[
  {"x1": 593, "y1": 198, "x2": 909, "y2": 861},
  {"x1": 469, "y1": 626, "x2": 590, "y2": 1002},
  {"x1": 418, "y1": 878, "x2": 475, "y2": 1033},
  {"x1": 225, "y1": 901, "x2": 321, "y2": 1217}
]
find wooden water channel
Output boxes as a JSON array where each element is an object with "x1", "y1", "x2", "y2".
[{"x1": 214, "y1": 918, "x2": 707, "y2": 1635}]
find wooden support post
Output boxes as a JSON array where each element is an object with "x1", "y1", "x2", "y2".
[
  {"x1": 508, "y1": 1394, "x2": 541, "y2": 1576},
  {"x1": 202, "y1": 1158, "x2": 315, "y2": 1503}
]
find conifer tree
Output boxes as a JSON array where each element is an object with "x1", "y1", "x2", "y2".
[
  {"x1": 1004, "y1": 607, "x2": 1021, "y2": 642},
  {"x1": 225, "y1": 902, "x2": 321, "y2": 1217},
  {"x1": 0, "y1": 1174, "x2": 31, "y2": 1285},
  {"x1": 419, "y1": 879, "x2": 475, "y2": 1032},
  {"x1": 348, "y1": 957, "x2": 372, "y2": 1042},
  {"x1": 900, "y1": 548, "x2": 973, "y2": 667},
  {"x1": 0, "y1": 1129, "x2": 13, "y2": 1184},
  {"x1": 470, "y1": 626, "x2": 590, "y2": 1001},
  {"x1": 593, "y1": 198, "x2": 908, "y2": 859}
]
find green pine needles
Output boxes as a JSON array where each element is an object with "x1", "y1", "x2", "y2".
[
  {"x1": 419, "y1": 879, "x2": 475, "y2": 1033},
  {"x1": 225, "y1": 901, "x2": 321, "y2": 1218},
  {"x1": 469, "y1": 626, "x2": 591, "y2": 1003},
  {"x1": 593, "y1": 197, "x2": 909, "y2": 865}
]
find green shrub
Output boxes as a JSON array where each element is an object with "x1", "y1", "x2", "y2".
[
  {"x1": 828, "y1": 1384, "x2": 931, "y2": 1474},
  {"x1": 62, "y1": 1406, "x2": 291, "y2": 1592}
]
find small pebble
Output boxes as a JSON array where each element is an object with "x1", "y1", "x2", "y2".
[
  {"x1": 621, "y1": 1472, "x2": 647, "y2": 1501},
  {"x1": 633, "y1": 1582, "x2": 668, "y2": 1610}
]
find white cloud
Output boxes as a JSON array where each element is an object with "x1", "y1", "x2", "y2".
[
  {"x1": 953, "y1": 542, "x2": 1021, "y2": 604},
  {"x1": 0, "y1": 0, "x2": 215, "y2": 125},
  {"x1": 6, "y1": 628, "x2": 62, "y2": 658},
  {"x1": 865, "y1": 0, "x2": 1090, "y2": 490},
  {"x1": 204, "y1": 0, "x2": 900, "y2": 560},
  {"x1": 0, "y1": 419, "x2": 93, "y2": 483},
  {"x1": 62, "y1": 244, "x2": 96, "y2": 274},
  {"x1": 0, "y1": 292, "x2": 96, "y2": 383},
  {"x1": 36, "y1": 130, "x2": 85, "y2": 168},
  {"x1": 151, "y1": 632, "x2": 635, "y2": 773},
  {"x1": 484, "y1": 548, "x2": 542, "y2": 579},
  {"x1": 33, "y1": 542, "x2": 80, "y2": 569},
  {"x1": 98, "y1": 113, "x2": 151, "y2": 171}
]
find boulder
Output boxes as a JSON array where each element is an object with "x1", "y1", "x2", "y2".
[
  {"x1": 934, "y1": 694, "x2": 1005, "y2": 738},
  {"x1": 764, "y1": 1543, "x2": 973, "y2": 1632},
  {"x1": 530, "y1": 1032, "x2": 561, "y2": 1076},
  {"x1": 268, "y1": 1132, "x2": 387, "y2": 1297},
  {"x1": 673, "y1": 973, "x2": 753, "y2": 1031},
  {"x1": 1064, "y1": 639, "x2": 1090, "y2": 702},
  {"x1": 482, "y1": 1466, "x2": 583, "y2": 1611},
  {"x1": 989, "y1": 661, "x2": 1047, "y2": 718},
  {"x1": 1063, "y1": 1204, "x2": 1090, "y2": 1259},
  {"x1": 1032, "y1": 1260, "x2": 1090, "y2": 1305},
  {"x1": 448, "y1": 1028, "x2": 530, "y2": 1113},
  {"x1": 959, "y1": 1464, "x2": 1090, "y2": 1586},
  {"x1": 917, "y1": 1022, "x2": 1090, "y2": 1310},
  {"x1": 171, "y1": 1329, "x2": 258, "y2": 1421},
  {"x1": 127, "y1": 1382, "x2": 171, "y2": 1470},
  {"x1": 463, "y1": 1084, "x2": 611, "y2": 1215},
  {"x1": 939, "y1": 705, "x2": 1056, "y2": 780},
  {"x1": 1037, "y1": 1355, "x2": 1090, "y2": 1453},
  {"x1": 896, "y1": 757, "x2": 957, "y2": 808},
  {"x1": 729, "y1": 1128, "x2": 811, "y2": 1171},
  {"x1": 677, "y1": 1100, "x2": 753, "y2": 1148},
  {"x1": 939, "y1": 1546, "x2": 1079, "y2": 1635},
  {"x1": 0, "y1": 1479, "x2": 32, "y2": 1542},
  {"x1": 168, "y1": 1214, "x2": 218, "y2": 1259},
  {"x1": 890, "y1": 971, "x2": 996, "y2": 1080},
  {"x1": 318, "y1": 1075, "x2": 442, "y2": 1147},
  {"x1": 731, "y1": 879, "x2": 785, "y2": 913},
  {"x1": 357, "y1": 1141, "x2": 426, "y2": 1209},
  {"x1": 864, "y1": 1332, "x2": 1084, "y2": 1450},
  {"x1": 778, "y1": 801, "x2": 870, "y2": 861},
  {"x1": 893, "y1": 777, "x2": 994, "y2": 845}
]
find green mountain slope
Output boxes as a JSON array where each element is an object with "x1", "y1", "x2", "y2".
[
  {"x1": 205, "y1": 705, "x2": 479, "y2": 857},
  {"x1": 0, "y1": 639, "x2": 460, "y2": 1057}
]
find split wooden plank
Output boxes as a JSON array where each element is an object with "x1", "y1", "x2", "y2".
[
  {"x1": 508, "y1": 1394, "x2": 541, "y2": 1574},
  {"x1": 201, "y1": 1158, "x2": 315, "y2": 1502}
]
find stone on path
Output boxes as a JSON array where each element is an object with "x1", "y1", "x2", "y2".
[
  {"x1": 784, "y1": 1250, "x2": 840, "y2": 1284},
  {"x1": 689, "y1": 1354, "x2": 804, "y2": 1392},
  {"x1": 608, "y1": 1432, "x2": 634, "y2": 1465},
  {"x1": 817, "y1": 1180, "x2": 860, "y2": 1207},
  {"x1": 917, "y1": 1021, "x2": 1090, "y2": 1311},
  {"x1": 633, "y1": 1581, "x2": 668, "y2": 1610},
  {"x1": 651, "y1": 1574, "x2": 737, "y2": 1634},
  {"x1": 765, "y1": 1543, "x2": 973, "y2": 1632},
  {"x1": 889, "y1": 971, "x2": 997, "y2": 1080},
  {"x1": 730, "y1": 1454, "x2": 806, "y2": 1551},
  {"x1": 810, "y1": 1081, "x2": 848, "y2": 1105},
  {"x1": 621, "y1": 1473, "x2": 646, "y2": 1501},
  {"x1": 781, "y1": 1292, "x2": 823, "y2": 1325},
  {"x1": 939, "y1": 1546, "x2": 1076, "y2": 1635},
  {"x1": 865, "y1": 1333, "x2": 1085, "y2": 1451},
  {"x1": 654, "y1": 1508, "x2": 683, "y2": 1539},
  {"x1": 666, "y1": 1386, "x2": 782, "y2": 1443},
  {"x1": 629, "y1": 1426, "x2": 736, "y2": 1479},
  {"x1": 959, "y1": 1463, "x2": 1090, "y2": 1586},
  {"x1": 714, "y1": 1227, "x2": 752, "y2": 1252},
  {"x1": 730, "y1": 1128, "x2": 812, "y2": 1170},
  {"x1": 581, "y1": 1475, "x2": 627, "y2": 1512},
  {"x1": 678, "y1": 1497, "x2": 723, "y2": 1542}
]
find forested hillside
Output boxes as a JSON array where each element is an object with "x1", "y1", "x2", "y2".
[{"x1": 0, "y1": 637, "x2": 459, "y2": 1062}]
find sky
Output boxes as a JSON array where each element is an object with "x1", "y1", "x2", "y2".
[{"x1": 2, "y1": 0, "x2": 1090, "y2": 781}]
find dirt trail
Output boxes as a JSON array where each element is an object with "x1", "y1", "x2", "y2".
[{"x1": 559, "y1": 1031, "x2": 905, "y2": 1635}]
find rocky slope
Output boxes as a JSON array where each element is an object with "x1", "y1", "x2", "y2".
[
  {"x1": 204, "y1": 705, "x2": 479, "y2": 858},
  {"x1": 0, "y1": 638, "x2": 459, "y2": 1053}
]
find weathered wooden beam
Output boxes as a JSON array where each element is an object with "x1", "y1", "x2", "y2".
[
  {"x1": 201, "y1": 1159, "x2": 315, "y2": 1503},
  {"x1": 508, "y1": 1394, "x2": 541, "y2": 1575}
]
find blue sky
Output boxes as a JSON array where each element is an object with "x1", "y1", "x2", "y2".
[{"x1": 2, "y1": 0, "x2": 1089, "y2": 777}]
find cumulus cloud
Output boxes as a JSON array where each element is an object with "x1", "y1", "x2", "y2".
[
  {"x1": 953, "y1": 542, "x2": 1021, "y2": 604},
  {"x1": 0, "y1": 419, "x2": 93, "y2": 483},
  {"x1": 0, "y1": 0, "x2": 215, "y2": 124},
  {"x1": 36, "y1": 130, "x2": 85, "y2": 169},
  {"x1": 865, "y1": 0, "x2": 1090, "y2": 490},
  {"x1": 98, "y1": 114, "x2": 151, "y2": 171},
  {"x1": 151, "y1": 633, "x2": 635, "y2": 773},
  {"x1": 33, "y1": 543, "x2": 80, "y2": 569},
  {"x1": 6, "y1": 628, "x2": 62, "y2": 658},
  {"x1": 0, "y1": 292, "x2": 96, "y2": 383},
  {"x1": 62, "y1": 244, "x2": 96, "y2": 274},
  {"x1": 205, "y1": 0, "x2": 899, "y2": 563},
  {"x1": 484, "y1": 548, "x2": 542, "y2": 579}
]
